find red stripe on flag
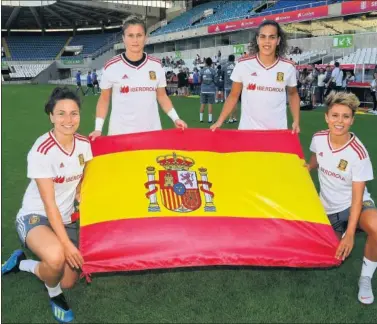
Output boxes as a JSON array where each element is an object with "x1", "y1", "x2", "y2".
[
  {"x1": 80, "y1": 217, "x2": 341, "y2": 275},
  {"x1": 90, "y1": 129, "x2": 304, "y2": 159}
]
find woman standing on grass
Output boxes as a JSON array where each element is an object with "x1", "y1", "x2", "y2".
[
  {"x1": 2, "y1": 87, "x2": 93, "y2": 322},
  {"x1": 307, "y1": 91, "x2": 377, "y2": 305}
]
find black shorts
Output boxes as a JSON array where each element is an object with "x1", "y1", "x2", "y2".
[
  {"x1": 76, "y1": 82, "x2": 81, "y2": 87},
  {"x1": 327, "y1": 200, "x2": 376, "y2": 234},
  {"x1": 16, "y1": 214, "x2": 78, "y2": 248}
]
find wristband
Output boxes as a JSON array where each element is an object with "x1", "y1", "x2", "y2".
[
  {"x1": 95, "y1": 117, "x2": 104, "y2": 132},
  {"x1": 167, "y1": 108, "x2": 180, "y2": 122}
]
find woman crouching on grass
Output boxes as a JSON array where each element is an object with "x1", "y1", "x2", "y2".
[
  {"x1": 307, "y1": 91, "x2": 377, "y2": 305},
  {"x1": 2, "y1": 87, "x2": 93, "y2": 322}
]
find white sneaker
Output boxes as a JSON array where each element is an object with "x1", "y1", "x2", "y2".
[
  {"x1": 358, "y1": 276, "x2": 374, "y2": 305},
  {"x1": 373, "y1": 110, "x2": 377, "y2": 115}
]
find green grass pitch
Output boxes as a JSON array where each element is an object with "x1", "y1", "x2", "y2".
[{"x1": 1, "y1": 84, "x2": 376, "y2": 323}]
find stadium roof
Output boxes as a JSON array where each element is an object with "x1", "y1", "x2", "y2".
[{"x1": 1, "y1": 0, "x2": 169, "y2": 31}]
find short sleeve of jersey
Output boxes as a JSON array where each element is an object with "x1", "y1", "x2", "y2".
[
  {"x1": 157, "y1": 65, "x2": 167, "y2": 88},
  {"x1": 351, "y1": 157, "x2": 374, "y2": 182},
  {"x1": 85, "y1": 143, "x2": 93, "y2": 163},
  {"x1": 99, "y1": 67, "x2": 113, "y2": 90},
  {"x1": 230, "y1": 62, "x2": 242, "y2": 83},
  {"x1": 309, "y1": 136, "x2": 317, "y2": 153},
  {"x1": 27, "y1": 150, "x2": 55, "y2": 179},
  {"x1": 286, "y1": 65, "x2": 297, "y2": 87}
]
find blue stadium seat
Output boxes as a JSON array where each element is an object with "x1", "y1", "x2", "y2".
[
  {"x1": 6, "y1": 35, "x2": 68, "y2": 60},
  {"x1": 68, "y1": 33, "x2": 118, "y2": 56}
]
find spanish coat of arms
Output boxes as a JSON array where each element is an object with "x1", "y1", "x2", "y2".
[{"x1": 144, "y1": 152, "x2": 215, "y2": 213}]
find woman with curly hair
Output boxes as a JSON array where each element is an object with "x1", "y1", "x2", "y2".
[{"x1": 211, "y1": 20, "x2": 300, "y2": 133}]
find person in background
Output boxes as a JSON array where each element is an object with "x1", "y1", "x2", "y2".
[
  {"x1": 317, "y1": 68, "x2": 326, "y2": 106},
  {"x1": 199, "y1": 57, "x2": 216, "y2": 123},
  {"x1": 215, "y1": 64, "x2": 224, "y2": 103},
  {"x1": 92, "y1": 69, "x2": 100, "y2": 94},
  {"x1": 344, "y1": 70, "x2": 356, "y2": 92},
  {"x1": 75, "y1": 71, "x2": 85, "y2": 95},
  {"x1": 223, "y1": 54, "x2": 237, "y2": 123},
  {"x1": 85, "y1": 71, "x2": 95, "y2": 96},
  {"x1": 369, "y1": 71, "x2": 377, "y2": 115},
  {"x1": 327, "y1": 62, "x2": 343, "y2": 93},
  {"x1": 192, "y1": 68, "x2": 200, "y2": 95},
  {"x1": 323, "y1": 65, "x2": 333, "y2": 97}
]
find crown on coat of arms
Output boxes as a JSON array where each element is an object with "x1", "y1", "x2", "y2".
[{"x1": 156, "y1": 152, "x2": 195, "y2": 171}]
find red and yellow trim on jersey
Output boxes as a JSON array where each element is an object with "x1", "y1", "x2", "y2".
[{"x1": 79, "y1": 129, "x2": 340, "y2": 278}]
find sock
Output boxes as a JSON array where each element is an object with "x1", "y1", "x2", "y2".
[
  {"x1": 208, "y1": 114, "x2": 213, "y2": 122},
  {"x1": 19, "y1": 260, "x2": 39, "y2": 274},
  {"x1": 361, "y1": 257, "x2": 377, "y2": 278},
  {"x1": 45, "y1": 283, "x2": 63, "y2": 298},
  {"x1": 200, "y1": 113, "x2": 203, "y2": 121}
]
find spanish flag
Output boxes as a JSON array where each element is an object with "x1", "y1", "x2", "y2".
[{"x1": 79, "y1": 129, "x2": 340, "y2": 278}]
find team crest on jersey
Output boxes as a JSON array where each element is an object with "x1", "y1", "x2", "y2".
[
  {"x1": 78, "y1": 154, "x2": 85, "y2": 166},
  {"x1": 144, "y1": 152, "x2": 216, "y2": 213},
  {"x1": 149, "y1": 71, "x2": 156, "y2": 80},
  {"x1": 337, "y1": 159, "x2": 348, "y2": 171},
  {"x1": 29, "y1": 215, "x2": 40, "y2": 225},
  {"x1": 276, "y1": 72, "x2": 284, "y2": 82}
]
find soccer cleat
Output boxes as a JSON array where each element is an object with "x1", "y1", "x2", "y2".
[
  {"x1": 358, "y1": 276, "x2": 374, "y2": 305},
  {"x1": 50, "y1": 293, "x2": 74, "y2": 323},
  {"x1": 1, "y1": 249, "x2": 26, "y2": 275}
]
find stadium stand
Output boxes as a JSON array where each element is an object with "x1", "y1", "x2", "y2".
[
  {"x1": 331, "y1": 48, "x2": 377, "y2": 65},
  {"x1": 5, "y1": 35, "x2": 68, "y2": 60},
  {"x1": 8, "y1": 63, "x2": 51, "y2": 79},
  {"x1": 195, "y1": 1, "x2": 258, "y2": 27},
  {"x1": 67, "y1": 32, "x2": 119, "y2": 57},
  {"x1": 151, "y1": 0, "x2": 344, "y2": 36},
  {"x1": 151, "y1": 1, "x2": 224, "y2": 35}
]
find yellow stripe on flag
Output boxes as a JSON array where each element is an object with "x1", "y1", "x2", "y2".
[{"x1": 80, "y1": 150, "x2": 326, "y2": 226}]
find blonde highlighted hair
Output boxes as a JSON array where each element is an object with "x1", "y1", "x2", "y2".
[{"x1": 325, "y1": 91, "x2": 360, "y2": 116}]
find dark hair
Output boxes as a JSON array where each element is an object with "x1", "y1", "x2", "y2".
[
  {"x1": 122, "y1": 15, "x2": 146, "y2": 35},
  {"x1": 44, "y1": 87, "x2": 81, "y2": 115},
  {"x1": 335, "y1": 62, "x2": 340, "y2": 67},
  {"x1": 228, "y1": 54, "x2": 235, "y2": 62},
  {"x1": 249, "y1": 20, "x2": 288, "y2": 57},
  {"x1": 205, "y1": 57, "x2": 212, "y2": 66}
]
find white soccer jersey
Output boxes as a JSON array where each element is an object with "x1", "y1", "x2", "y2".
[
  {"x1": 231, "y1": 55, "x2": 297, "y2": 130},
  {"x1": 100, "y1": 53, "x2": 167, "y2": 135},
  {"x1": 16, "y1": 131, "x2": 93, "y2": 224},
  {"x1": 310, "y1": 130, "x2": 374, "y2": 214}
]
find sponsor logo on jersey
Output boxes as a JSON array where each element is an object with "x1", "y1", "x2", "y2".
[
  {"x1": 247, "y1": 83, "x2": 256, "y2": 90},
  {"x1": 320, "y1": 167, "x2": 346, "y2": 181},
  {"x1": 251, "y1": 72, "x2": 257, "y2": 76},
  {"x1": 78, "y1": 154, "x2": 85, "y2": 166},
  {"x1": 120, "y1": 85, "x2": 156, "y2": 94},
  {"x1": 53, "y1": 176, "x2": 65, "y2": 184},
  {"x1": 120, "y1": 86, "x2": 129, "y2": 94},
  {"x1": 276, "y1": 72, "x2": 284, "y2": 82},
  {"x1": 149, "y1": 71, "x2": 156, "y2": 80},
  {"x1": 29, "y1": 215, "x2": 40, "y2": 225},
  {"x1": 247, "y1": 83, "x2": 284, "y2": 92},
  {"x1": 337, "y1": 159, "x2": 348, "y2": 171}
]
